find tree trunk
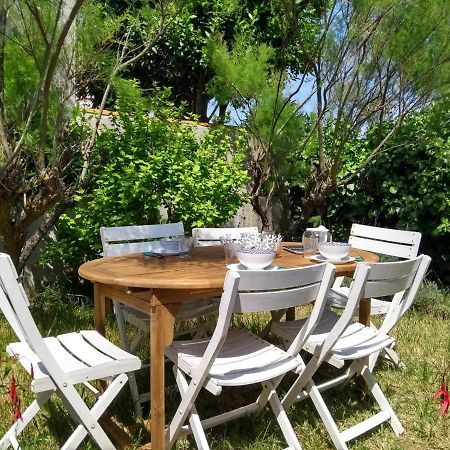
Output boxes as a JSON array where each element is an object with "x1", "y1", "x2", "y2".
[
  {"x1": 296, "y1": 161, "x2": 335, "y2": 234},
  {"x1": 251, "y1": 196, "x2": 270, "y2": 231},
  {"x1": 267, "y1": 186, "x2": 291, "y2": 234},
  {"x1": 218, "y1": 102, "x2": 228, "y2": 121},
  {"x1": 0, "y1": 6, "x2": 6, "y2": 116},
  {"x1": 0, "y1": 201, "x2": 25, "y2": 269},
  {"x1": 194, "y1": 70, "x2": 210, "y2": 122}
]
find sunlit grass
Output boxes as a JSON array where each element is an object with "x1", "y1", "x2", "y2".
[{"x1": 0, "y1": 283, "x2": 450, "y2": 449}]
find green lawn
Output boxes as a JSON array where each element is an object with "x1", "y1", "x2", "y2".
[{"x1": 1, "y1": 282, "x2": 450, "y2": 449}]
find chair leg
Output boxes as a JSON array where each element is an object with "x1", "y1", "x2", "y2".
[
  {"x1": 114, "y1": 302, "x2": 145, "y2": 418},
  {"x1": 264, "y1": 380, "x2": 302, "y2": 450},
  {"x1": 127, "y1": 369, "x2": 144, "y2": 419},
  {"x1": 0, "y1": 391, "x2": 52, "y2": 450},
  {"x1": 173, "y1": 365, "x2": 210, "y2": 450},
  {"x1": 307, "y1": 380, "x2": 349, "y2": 450},
  {"x1": 357, "y1": 362, "x2": 404, "y2": 435},
  {"x1": 129, "y1": 329, "x2": 146, "y2": 354},
  {"x1": 381, "y1": 347, "x2": 406, "y2": 369},
  {"x1": 60, "y1": 373, "x2": 129, "y2": 450},
  {"x1": 166, "y1": 367, "x2": 205, "y2": 450}
]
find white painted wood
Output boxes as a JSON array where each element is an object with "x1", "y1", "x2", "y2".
[
  {"x1": 339, "y1": 410, "x2": 390, "y2": 443},
  {"x1": 101, "y1": 222, "x2": 219, "y2": 417},
  {"x1": 265, "y1": 379, "x2": 302, "y2": 450},
  {"x1": 332, "y1": 224, "x2": 421, "y2": 300},
  {"x1": 0, "y1": 253, "x2": 142, "y2": 449},
  {"x1": 100, "y1": 222, "x2": 184, "y2": 244},
  {"x1": 271, "y1": 255, "x2": 430, "y2": 449},
  {"x1": 235, "y1": 284, "x2": 322, "y2": 313},
  {"x1": 237, "y1": 264, "x2": 329, "y2": 290},
  {"x1": 329, "y1": 224, "x2": 423, "y2": 368},
  {"x1": 165, "y1": 263, "x2": 336, "y2": 449},
  {"x1": 192, "y1": 226, "x2": 258, "y2": 246},
  {"x1": 350, "y1": 224, "x2": 421, "y2": 255},
  {"x1": 173, "y1": 365, "x2": 211, "y2": 449},
  {"x1": 60, "y1": 373, "x2": 129, "y2": 450}
]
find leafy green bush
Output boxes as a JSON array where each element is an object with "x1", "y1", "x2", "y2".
[
  {"x1": 326, "y1": 100, "x2": 450, "y2": 282},
  {"x1": 42, "y1": 81, "x2": 249, "y2": 278}
]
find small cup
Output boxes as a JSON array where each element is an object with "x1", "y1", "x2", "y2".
[
  {"x1": 179, "y1": 237, "x2": 194, "y2": 259},
  {"x1": 224, "y1": 242, "x2": 240, "y2": 267}
]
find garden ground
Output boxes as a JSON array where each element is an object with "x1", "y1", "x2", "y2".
[{"x1": 0, "y1": 281, "x2": 449, "y2": 449}]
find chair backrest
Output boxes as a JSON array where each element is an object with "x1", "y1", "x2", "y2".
[
  {"x1": 192, "y1": 263, "x2": 336, "y2": 389},
  {"x1": 100, "y1": 222, "x2": 184, "y2": 256},
  {"x1": 349, "y1": 224, "x2": 421, "y2": 259},
  {"x1": 216, "y1": 264, "x2": 335, "y2": 358},
  {"x1": 192, "y1": 227, "x2": 259, "y2": 247}
]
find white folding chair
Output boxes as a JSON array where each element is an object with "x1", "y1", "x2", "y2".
[
  {"x1": 272, "y1": 255, "x2": 431, "y2": 450},
  {"x1": 0, "y1": 253, "x2": 142, "y2": 450},
  {"x1": 100, "y1": 223, "x2": 219, "y2": 417},
  {"x1": 327, "y1": 224, "x2": 422, "y2": 366},
  {"x1": 192, "y1": 226, "x2": 259, "y2": 246},
  {"x1": 165, "y1": 262, "x2": 337, "y2": 450}
]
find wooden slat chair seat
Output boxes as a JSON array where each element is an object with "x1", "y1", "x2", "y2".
[
  {"x1": 271, "y1": 255, "x2": 431, "y2": 450},
  {"x1": 165, "y1": 263, "x2": 337, "y2": 450},
  {"x1": 0, "y1": 253, "x2": 141, "y2": 450},
  {"x1": 6, "y1": 331, "x2": 140, "y2": 393},
  {"x1": 100, "y1": 223, "x2": 219, "y2": 418}
]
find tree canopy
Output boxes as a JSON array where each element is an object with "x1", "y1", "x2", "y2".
[
  {"x1": 206, "y1": 0, "x2": 450, "y2": 231},
  {"x1": 98, "y1": 0, "x2": 327, "y2": 121}
]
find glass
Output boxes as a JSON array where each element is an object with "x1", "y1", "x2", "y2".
[
  {"x1": 224, "y1": 241, "x2": 240, "y2": 267},
  {"x1": 178, "y1": 237, "x2": 194, "y2": 259},
  {"x1": 302, "y1": 229, "x2": 318, "y2": 257}
]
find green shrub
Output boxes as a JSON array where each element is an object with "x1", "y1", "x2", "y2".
[
  {"x1": 326, "y1": 100, "x2": 450, "y2": 282},
  {"x1": 42, "y1": 81, "x2": 249, "y2": 278}
]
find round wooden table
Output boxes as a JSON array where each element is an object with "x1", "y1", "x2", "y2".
[{"x1": 79, "y1": 244, "x2": 378, "y2": 450}]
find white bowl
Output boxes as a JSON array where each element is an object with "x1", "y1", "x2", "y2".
[
  {"x1": 158, "y1": 238, "x2": 180, "y2": 252},
  {"x1": 317, "y1": 242, "x2": 351, "y2": 260},
  {"x1": 236, "y1": 249, "x2": 276, "y2": 270}
]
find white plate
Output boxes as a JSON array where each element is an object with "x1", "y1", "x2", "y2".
[
  {"x1": 310, "y1": 255, "x2": 355, "y2": 264},
  {"x1": 150, "y1": 247, "x2": 180, "y2": 256},
  {"x1": 227, "y1": 263, "x2": 279, "y2": 271}
]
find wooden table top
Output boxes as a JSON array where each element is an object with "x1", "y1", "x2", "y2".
[{"x1": 78, "y1": 244, "x2": 378, "y2": 290}]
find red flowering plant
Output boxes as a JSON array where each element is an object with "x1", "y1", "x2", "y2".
[
  {"x1": 1, "y1": 353, "x2": 33, "y2": 422},
  {"x1": 437, "y1": 371, "x2": 450, "y2": 415}
]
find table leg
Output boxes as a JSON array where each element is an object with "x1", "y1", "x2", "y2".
[
  {"x1": 359, "y1": 298, "x2": 371, "y2": 326},
  {"x1": 286, "y1": 307, "x2": 296, "y2": 321},
  {"x1": 94, "y1": 283, "x2": 108, "y2": 336},
  {"x1": 149, "y1": 300, "x2": 181, "y2": 450},
  {"x1": 150, "y1": 303, "x2": 166, "y2": 450}
]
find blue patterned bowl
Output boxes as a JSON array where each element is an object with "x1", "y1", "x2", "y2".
[{"x1": 237, "y1": 248, "x2": 276, "y2": 269}]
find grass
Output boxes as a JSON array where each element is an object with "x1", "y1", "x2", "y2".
[{"x1": 1, "y1": 282, "x2": 450, "y2": 449}]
